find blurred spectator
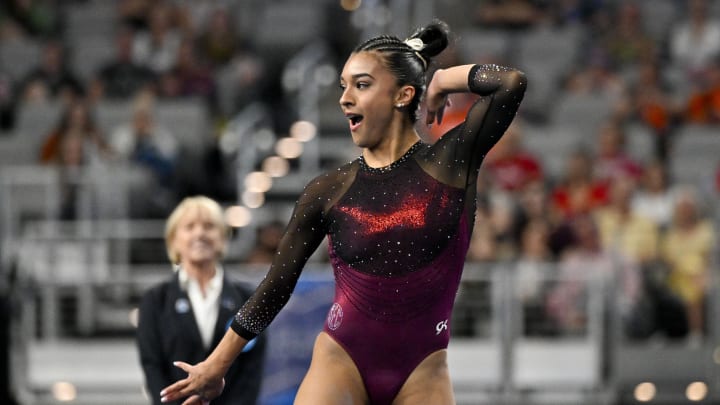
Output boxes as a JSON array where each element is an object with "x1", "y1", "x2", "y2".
[
  {"x1": 661, "y1": 187, "x2": 716, "y2": 341},
  {"x1": 95, "y1": 26, "x2": 158, "y2": 99},
  {"x1": 592, "y1": 121, "x2": 643, "y2": 182},
  {"x1": 473, "y1": 0, "x2": 546, "y2": 30},
  {"x1": 512, "y1": 179, "x2": 553, "y2": 247},
  {"x1": 0, "y1": 71, "x2": 13, "y2": 130},
  {"x1": 216, "y1": 47, "x2": 267, "y2": 116},
  {"x1": 669, "y1": 0, "x2": 720, "y2": 85},
  {"x1": 171, "y1": 38, "x2": 217, "y2": 111},
  {"x1": 40, "y1": 100, "x2": 112, "y2": 219},
  {"x1": 594, "y1": 177, "x2": 659, "y2": 266},
  {"x1": 110, "y1": 92, "x2": 179, "y2": 217},
  {"x1": 468, "y1": 192, "x2": 517, "y2": 261},
  {"x1": 600, "y1": 3, "x2": 656, "y2": 69},
  {"x1": 550, "y1": 149, "x2": 610, "y2": 220},
  {"x1": 195, "y1": 7, "x2": 238, "y2": 67},
  {"x1": 563, "y1": 46, "x2": 625, "y2": 98},
  {"x1": 545, "y1": 0, "x2": 605, "y2": 27},
  {"x1": 622, "y1": 59, "x2": 680, "y2": 163},
  {"x1": 117, "y1": 0, "x2": 157, "y2": 31},
  {"x1": 0, "y1": 0, "x2": 60, "y2": 38},
  {"x1": 484, "y1": 121, "x2": 544, "y2": 193},
  {"x1": 17, "y1": 40, "x2": 84, "y2": 105},
  {"x1": 174, "y1": 0, "x2": 235, "y2": 34},
  {"x1": 467, "y1": 208, "x2": 500, "y2": 263},
  {"x1": 515, "y1": 219, "x2": 555, "y2": 336},
  {"x1": 683, "y1": 57, "x2": 720, "y2": 124},
  {"x1": 131, "y1": 3, "x2": 182, "y2": 73},
  {"x1": 546, "y1": 215, "x2": 645, "y2": 338},
  {"x1": 631, "y1": 160, "x2": 677, "y2": 229},
  {"x1": 39, "y1": 100, "x2": 111, "y2": 164},
  {"x1": 245, "y1": 221, "x2": 285, "y2": 264}
]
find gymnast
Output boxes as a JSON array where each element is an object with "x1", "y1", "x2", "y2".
[{"x1": 160, "y1": 19, "x2": 526, "y2": 405}]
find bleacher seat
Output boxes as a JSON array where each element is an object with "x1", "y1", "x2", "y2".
[
  {"x1": 13, "y1": 102, "x2": 64, "y2": 153},
  {"x1": 640, "y1": 0, "x2": 678, "y2": 42},
  {"x1": 515, "y1": 26, "x2": 584, "y2": 120},
  {"x1": 552, "y1": 91, "x2": 619, "y2": 135},
  {"x1": 69, "y1": 36, "x2": 117, "y2": 82},
  {"x1": 63, "y1": 1, "x2": 117, "y2": 44},
  {"x1": 456, "y1": 28, "x2": 511, "y2": 64},
  {"x1": 669, "y1": 125, "x2": 720, "y2": 186},
  {"x1": 523, "y1": 124, "x2": 585, "y2": 179}
]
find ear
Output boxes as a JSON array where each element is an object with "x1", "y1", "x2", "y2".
[{"x1": 394, "y1": 85, "x2": 415, "y2": 107}]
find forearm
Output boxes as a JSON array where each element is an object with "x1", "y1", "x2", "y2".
[
  {"x1": 430, "y1": 64, "x2": 525, "y2": 98},
  {"x1": 428, "y1": 65, "x2": 474, "y2": 95}
]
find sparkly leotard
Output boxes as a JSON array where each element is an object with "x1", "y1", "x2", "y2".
[{"x1": 231, "y1": 64, "x2": 526, "y2": 404}]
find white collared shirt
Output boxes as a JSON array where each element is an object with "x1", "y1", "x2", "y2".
[{"x1": 178, "y1": 266, "x2": 223, "y2": 350}]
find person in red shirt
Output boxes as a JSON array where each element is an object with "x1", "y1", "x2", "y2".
[
  {"x1": 483, "y1": 121, "x2": 543, "y2": 193},
  {"x1": 551, "y1": 149, "x2": 610, "y2": 220},
  {"x1": 593, "y1": 121, "x2": 643, "y2": 182}
]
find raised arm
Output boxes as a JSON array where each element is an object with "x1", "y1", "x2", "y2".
[{"x1": 422, "y1": 64, "x2": 527, "y2": 189}]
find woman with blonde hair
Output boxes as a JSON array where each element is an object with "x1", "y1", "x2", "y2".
[{"x1": 137, "y1": 196, "x2": 266, "y2": 405}]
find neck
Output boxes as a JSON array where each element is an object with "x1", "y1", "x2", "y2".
[
  {"x1": 182, "y1": 261, "x2": 217, "y2": 292},
  {"x1": 362, "y1": 120, "x2": 419, "y2": 167}
]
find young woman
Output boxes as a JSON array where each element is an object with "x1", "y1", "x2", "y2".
[
  {"x1": 160, "y1": 20, "x2": 526, "y2": 405},
  {"x1": 137, "y1": 196, "x2": 266, "y2": 405}
]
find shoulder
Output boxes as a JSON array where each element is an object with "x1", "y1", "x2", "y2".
[
  {"x1": 298, "y1": 160, "x2": 358, "y2": 204},
  {"x1": 139, "y1": 278, "x2": 175, "y2": 308}
]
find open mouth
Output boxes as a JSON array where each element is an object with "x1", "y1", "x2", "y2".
[{"x1": 347, "y1": 114, "x2": 364, "y2": 130}]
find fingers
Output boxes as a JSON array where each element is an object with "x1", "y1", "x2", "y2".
[
  {"x1": 173, "y1": 361, "x2": 192, "y2": 373},
  {"x1": 426, "y1": 110, "x2": 436, "y2": 125},
  {"x1": 436, "y1": 105, "x2": 445, "y2": 125},
  {"x1": 160, "y1": 379, "x2": 195, "y2": 403},
  {"x1": 181, "y1": 394, "x2": 204, "y2": 405},
  {"x1": 161, "y1": 379, "x2": 187, "y2": 398}
]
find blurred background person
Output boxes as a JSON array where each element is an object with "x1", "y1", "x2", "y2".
[
  {"x1": 136, "y1": 196, "x2": 266, "y2": 405},
  {"x1": 109, "y1": 91, "x2": 179, "y2": 218},
  {"x1": 661, "y1": 187, "x2": 717, "y2": 343}
]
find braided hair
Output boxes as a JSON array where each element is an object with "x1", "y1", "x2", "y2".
[{"x1": 353, "y1": 20, "x2": 450, "y2": 122}]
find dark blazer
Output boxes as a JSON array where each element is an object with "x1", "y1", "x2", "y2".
[{"x1": 137, "y1": 273, "x2": 266, "y2": 405}]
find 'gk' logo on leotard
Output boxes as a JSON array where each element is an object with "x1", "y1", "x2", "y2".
[
  {"x1": 436, "y1": 319, "x2": 448, "y2": 335},
  {"x1": 327, "y1": 303, "x2": 344, "y2": 330}
]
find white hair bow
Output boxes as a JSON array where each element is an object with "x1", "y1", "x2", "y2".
[{"x1": 404, "y1": 38, "x2": 425, "y2": 51}]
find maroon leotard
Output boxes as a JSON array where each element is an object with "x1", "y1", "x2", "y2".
[{"x1": 231, "y1": 64, "x2": 526, "y2": 404}]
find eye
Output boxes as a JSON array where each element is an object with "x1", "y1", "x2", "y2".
[
  {"x1": 356, "y1": 82, "x2": 369, "y2": 89},
  {"x1": 339, "y1": 83, "x2": 346, "y2": 90}
]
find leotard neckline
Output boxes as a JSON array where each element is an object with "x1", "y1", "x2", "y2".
[{"x1": 357, "y1": 141, "x2": 422, "y2": 174}]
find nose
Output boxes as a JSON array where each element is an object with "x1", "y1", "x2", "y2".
[{"x1": 339, "y1": 87, "x2": 353, "y2": 109}]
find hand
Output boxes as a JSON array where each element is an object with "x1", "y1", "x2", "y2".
[
  {"x1": 160, "y1": 361, "x2": 226, "y2": 405},
  {"x1": 425, "y1": 73, "x2": 450, "y2": 126}
]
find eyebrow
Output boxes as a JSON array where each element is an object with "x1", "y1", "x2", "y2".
[{"x1": 340, "y1": 73, "x2": 375, "y2": 82}]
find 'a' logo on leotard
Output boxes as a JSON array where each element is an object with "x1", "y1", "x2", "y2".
[
  {"x1": 327, "y1": 303, "x2": 344, "y2": 330},
  {"x1": 436, "y1": 319, "x2": 448, "y2": 335}
]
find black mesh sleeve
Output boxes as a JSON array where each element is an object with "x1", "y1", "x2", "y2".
[
  {"x1": 230, "y1": 165, "x2": 357, "y2": 339},
  {"x1": 416, "y1": 64, "x2": 526, "y2": 230},
  {"x1": 419, "y1": 64, "x2": 527, "y2": 189}
]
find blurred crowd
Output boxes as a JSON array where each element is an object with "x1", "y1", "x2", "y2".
[{"x1": 0, "y1": 0, "x2": 719, "y2": 343}]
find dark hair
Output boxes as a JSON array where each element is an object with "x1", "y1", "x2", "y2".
[{"x1": 353, "y1": 20, "x2": 450, "y2": 122}]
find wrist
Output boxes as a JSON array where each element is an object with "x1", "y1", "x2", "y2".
[{"x1": 206, "y1": 329, "x2": 249, "y2": 374}]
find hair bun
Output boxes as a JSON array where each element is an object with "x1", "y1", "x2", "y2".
[{"x1": 408, "y1": 20, "x2": 450, "y2": 60}]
